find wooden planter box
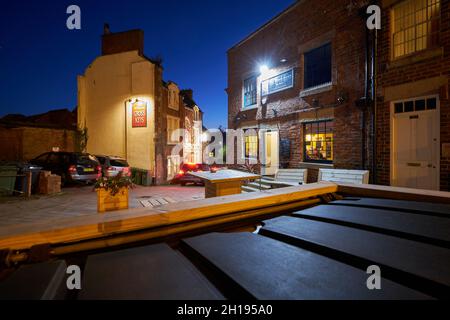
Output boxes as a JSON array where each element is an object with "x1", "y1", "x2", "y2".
[{"x1": 97, "y1": 187, "x2": 129, "y2": 213}]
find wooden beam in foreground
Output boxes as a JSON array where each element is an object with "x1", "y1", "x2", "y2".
[
  {"x1": 337, "y1": 183, "x2": 450, "y2": 204},
  {"x1": 0, "y1": 182, "x2": 337, "y2": 252}
]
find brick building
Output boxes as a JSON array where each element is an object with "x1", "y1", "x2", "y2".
[
  {"x1": 78, "y1": 26, "x2": 203, "y2": 185},
  {"x1": 227, "y1": 0, "x2": 371, "y2": 183},
  {"x1": 376, "y1": 0, "x2": 450, "y2": 191},
  {"x1": 227, "y1": 0, "x2": 450, "y2": 191}
]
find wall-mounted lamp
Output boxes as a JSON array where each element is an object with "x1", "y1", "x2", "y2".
[{"x1": 259, "y1": 65, "x2": 269, "y2": 75}]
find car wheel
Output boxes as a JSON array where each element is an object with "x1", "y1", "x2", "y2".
[{"x1": 181, "y1": 182, "x2": 186, "y2": 186}]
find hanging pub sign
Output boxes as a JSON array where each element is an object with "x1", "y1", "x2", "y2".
[{"x1": 131, "y1": 100, "x2": 147, "y2": 128}]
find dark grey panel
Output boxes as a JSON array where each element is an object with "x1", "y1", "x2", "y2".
[
  {"x1": 293, "y1": 205, "x2": 450, "y2": 245},
  {"x1": 262, "y1": 216, "x2": 450, "y2": 288},
  {"x1": 332, "y1": 197, "x2": 450, "y2": 217},
  {"x1": 183, "y1": 232, "x2": 429, "y2": 300},
  {"x1": 0, "y1": 260, "x2": 67, "y2": 300},
  {"x1": 79, "y1": 243, "x2": 223, "y2": 300}
]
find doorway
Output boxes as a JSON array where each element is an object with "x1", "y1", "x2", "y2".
[
  {"x1": 261, "y1": 131, "x2": 279, "y2": 176},
  {"x1": 391, "y1": 96, "x2": 440, "y2": 190}
]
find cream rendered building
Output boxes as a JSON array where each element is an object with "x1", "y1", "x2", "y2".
[{"x1": 77, "y1": 27, "x2": 203, "y2": 184}]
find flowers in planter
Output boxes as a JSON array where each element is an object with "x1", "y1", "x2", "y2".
[{"x1": 94, "y1": 172, "x2": 134, "y2": 196}]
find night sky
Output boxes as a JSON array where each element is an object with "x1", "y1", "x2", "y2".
[{"x1": 0, "y1": 0, "x2": 294, "y2": 129}]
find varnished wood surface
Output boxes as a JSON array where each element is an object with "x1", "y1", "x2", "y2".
[
  {"x1": 0, "y1": 182, "x2": 337, "y2": 251},
  {"x1": 189, "y1": 169, "x2": 260, "y2": 183}
]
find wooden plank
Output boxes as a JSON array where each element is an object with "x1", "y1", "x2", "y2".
[
  {"x1": 332, "y1": 197, "x2": 450, "y2": 217},
  {"x1": 319, "y1": 169, "x2": 369, "y2": 184},
  {"x1": 0, "y1": 182, "x2": 338, "y2": 251},
  {"x1": 292, "y1": 205, "x2": 450, "y2": 246},
  {"x1": 0, "y1": 261, "x2": 67, "y2": 300},
  {"x1": 78, "y1": 243, "x2": 223, "y2": 300},
  {"x1": 337, "y1": 183, "x2": 450, "y2": 204},
  {"x1": 182, "y1": 233, "x2": 429, "y2": 299},
  {"x1": 261, "y1": 216, "x2": 450, "y2": 291}
]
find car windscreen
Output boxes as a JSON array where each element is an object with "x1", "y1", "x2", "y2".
[
  {"x1": 76, "y1": 154, "x2": 98, "y2": 165},
  {"x1": 109, "y1": 159, "x2": 129, "y2": 167}
]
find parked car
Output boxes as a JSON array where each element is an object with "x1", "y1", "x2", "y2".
[
  {"x1": 95, "y1": 155, "x2": 131, "y2": 177},
  {"x1": 171, "y1": 163, "x2": 219, "y2": 186},
  {"x1": 31, "y1": 152, "x2": 101, "y2": 186}
]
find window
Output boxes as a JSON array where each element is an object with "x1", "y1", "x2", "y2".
[
  {"x1": 394, "y1": 97, "x2": 437, "y2": 113},
  {"x1": 169, "y1": 89, "x2": 179, "y2": 110},
  {"x1": 243, "y1": 76, "x2": 257, "y2": 108},
  {"x1": 261, "y1": 69, "x2": 294, "y2": 96},
  {"x1": 304, "y1": 43, "x2": 332, "y2": 89},
  {"x1": 244, "y1": 132, "x2": 258, "y2": 159},
  {"x1": 194, "y1": 106, "x2": 200, "y2": 121},
  {"x1": 392, "y1": 0, "x2": 440, "y2": 59},
  {"x1": 304, "y1": 120, "x2": 334, "y2": 163},
  {"x1": 167, "y1": 116, "x2": 180, "y2": 144}
]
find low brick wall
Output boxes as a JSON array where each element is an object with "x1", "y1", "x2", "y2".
[{"x1": 0, "y1": 125, "x2": 77, "y2": 161}]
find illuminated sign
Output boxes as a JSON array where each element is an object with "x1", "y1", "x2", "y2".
[
  {"x1": 261, "y1": 69, "x2": 294, "y2": 96},
  {"x1": 131, "y1": 101, "x2": 147, "y2": 128}
]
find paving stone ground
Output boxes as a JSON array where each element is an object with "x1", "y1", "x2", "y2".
[{"x1": 0, "y1": 185, "x2": 205, "y2": 228}]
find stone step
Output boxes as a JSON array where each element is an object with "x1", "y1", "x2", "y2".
[
  {"x1": 247, "y1": 181, "x2": 272, "y2": 190},
  {"x1": 242, "y1": 185, "x2": 260, "y2": 193}
]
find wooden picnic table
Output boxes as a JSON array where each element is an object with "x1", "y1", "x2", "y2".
[{"x1": 189, "y1": 169, "x2": 261, "y2": 198}]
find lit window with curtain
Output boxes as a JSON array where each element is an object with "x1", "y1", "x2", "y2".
[
  {"x1": 304, "y1": 120, "x2": 334, "y2": 163},
  {"x1": 392, "y1": 0, "x2": 440, "y2": 59},
  {"x1": 244, "y1": 132, "x2": 258, "y2": 159},
  {"x1": 243, "y1": 76, "x2": 257, "y2": 108}
]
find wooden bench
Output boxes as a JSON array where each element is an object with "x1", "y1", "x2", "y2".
[
  {"x1": 318, "y1": 169, "x2": 369, "y2": 184},
  {"x1": 260, "y1": 168, "x2": 308, "y2": 188}
]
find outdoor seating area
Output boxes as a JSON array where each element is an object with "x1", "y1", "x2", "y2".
[{"x1": 243, "y1": 168, "x2": 370, "y2": 193}]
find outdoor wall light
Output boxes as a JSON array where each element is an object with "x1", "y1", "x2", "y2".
[
  {"x1": 280, "y1": 58, "x2": 287, "y2": 63},
  {"x1": 259, "y1": 65, "x2": 269, "y2": 75}
]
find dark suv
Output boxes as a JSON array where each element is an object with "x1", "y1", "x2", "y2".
[{"x1": 31, "y1": 152, "x2": 101, "y2": 185}]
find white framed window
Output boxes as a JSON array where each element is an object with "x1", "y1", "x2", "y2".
[
  {"x1": 391, "y1": 0, "x2": 440, "y2": 59},
  {"x1": 167, "y1": 116, "x2": 180, "y2": 145},
  {"x1": 243, "y1": 76, "x2": 257, "y2": 109},
  {"x1": 168, "y1": 88, "x2": 179, "y2": 111}
]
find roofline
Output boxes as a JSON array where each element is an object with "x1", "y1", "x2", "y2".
[{"x1": 227, "y1": 0, "x2": 302, "y2": 52}]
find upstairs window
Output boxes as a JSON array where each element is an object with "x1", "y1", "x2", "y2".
[
  {"x1": 243, "y1": 76, "x2": 257, "y2": 108},
  {"x1": 392, "y1": 0, "x2": 440, "y2": 59},
  {"x1": 304, "y1": 43, "x2": 332, "y2": 89},
  {"x1": 167, "y1": 116, "x2": 180, "y2": 145}
]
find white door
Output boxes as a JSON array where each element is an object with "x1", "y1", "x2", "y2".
[
  {"x1": 261, "y1": 131, "x2": 279, "y2": 176},
  {"x1": 392, "y1": 97, "x2": 439, "y2": 190},
  {"x1": 167, "y1": 155, "x2": 181, "y2": 180}
]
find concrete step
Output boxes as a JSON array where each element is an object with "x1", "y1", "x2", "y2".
[
  {"x1": 247, "y1": 181, "x2": 272, "y2": 190},
  {"x1": 242, "y1": 185, "x2": 260, "y2": 193}
]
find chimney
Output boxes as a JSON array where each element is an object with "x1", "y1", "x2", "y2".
[
  {"x1": 182, "y1": 89, "x2": 193, "y2": 100},
  {"x1": 101, "y1": 27, "x2": 144, "y2": 56},
  {"x1": 103, "y1": 23, "x2": 111, "y2": 35}
]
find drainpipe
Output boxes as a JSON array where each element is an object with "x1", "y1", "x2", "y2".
[{"x1": 371, "y1": 28, "x2": 378, "y2": 184}]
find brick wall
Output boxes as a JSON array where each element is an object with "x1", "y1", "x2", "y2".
[
  {"x1": 0, "y1": 125, "x2": 77, "y2": 161},
  {"x1": 377, "y1": 0, "x2": 450, "y2": 191},
  {"x1": 227, "y1": 0, "x2": 370, "y2": 177}
]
